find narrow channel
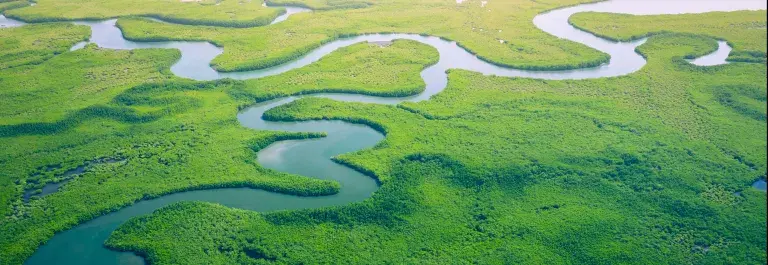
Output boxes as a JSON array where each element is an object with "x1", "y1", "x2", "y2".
[{"x1": 1, "y1": 0, "x2": 765, "y2": 264}]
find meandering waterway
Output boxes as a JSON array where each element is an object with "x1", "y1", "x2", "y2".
[{"x1": 1, "y1": 0, "x2": 765, "y2": 264}]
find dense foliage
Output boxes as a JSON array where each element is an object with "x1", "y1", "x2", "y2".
[
  {"x1": 233, "y1": 39, "x2": 439, "y2": 102},
  {"x1": 0, "y1": 23, "x2": 89, "y2": 70},
  {"x1": 0, "y1": 27, "x2": 445, "y2": 264},
  {"x1": 4, "y1": 0, "x2": 283, "y2": 27},
  {"x1": 0, "y1": 44, "x2": 177, "y2": 126},
  {"x1": 0, "y1": 0, "x2": 27, "y2": 12},
  {"x1": 266, "y1": 0, "x2": 373, "y2": 10},
  {"x1": 569, "y1": 10, "x2": 768, "y2": 63},
  {"x1": 115, "y1": 0, "x2": 608, "y2": 72},
  {"x1": 0, "y1": 2, "x2": 765, "y2": 265},
  {"x1": 107, "y1": 33, "x2": 766, "y2": 264}
]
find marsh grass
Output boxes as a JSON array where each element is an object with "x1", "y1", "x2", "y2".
[
  {"x1": 0, "y1": 30, "x2": 444, "y2": 264},
  {"x1": 115, "y1": 0, "x2": 609, "y2": 72},
  {"x1": 0, "y1": 23, "x2": 89, "y2": 69},
  {"x1": 0, "y1": 4, "x2": 765, "y2": 265},
  {"x1": 106, "y1": 33, "x2": 766, "y2": 264},
  {"x1": 569, "y1": 10, "x2": 768, "y2": 63},
  {"x1": 5, "y1": 0, "x2": 284, "y2": 27}
]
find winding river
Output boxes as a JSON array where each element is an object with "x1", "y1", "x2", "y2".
[{"x1": 1, "y1": 0, "x2": 766, "y2": 264}]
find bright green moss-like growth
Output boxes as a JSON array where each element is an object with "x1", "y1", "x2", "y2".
[
  {"x1": 0, "y1": 26, "x2": 450, "y2": 263},
  {"x1": 0, "y1": 45, "x2": 179, "y2": 126},
  {"x1": 105, "y1": 33, "x2": 766, "y2": 264},
  {"x1": 4, "y1": 0, "x2": 284, "y2": 27},
  {"x1": 115, "y1": 0, "x2": 609, "y2": 72},
  {"x1": 0, "y1": 0, "x2": 28, "y2": 12},
  {"x1": 569, "y1": 10, "x2": 768, "y2": 63},
  {"x1": 266, "y1": 0, "x2": 373, "y2": 10},
  {"x1": 0, "y1": 23, "x2": 90, "y2": 70},
  {"x1": 0, "y1": 77, "x2": 343, "y2": 263},
  {"x1": 233, "y1": 39, "x2": 439, "y2": 102}
]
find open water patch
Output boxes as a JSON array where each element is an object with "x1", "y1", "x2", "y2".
[
  {"x1": 688, "y1": 41, "x2": 732, "y2": 66},
  {"x1": 753, "y1": 178, "x2": 767, "y2": 191},
  {"x1": 22, "y1": 158, "x2": 126, "y2": 203}
]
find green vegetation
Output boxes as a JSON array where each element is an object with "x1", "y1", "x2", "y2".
[
  {"x1": 0, "y1": 23, "x2": 89, "y2": 70},
  {"x1": 115, "y1": 0, "x2": 609, "y2": 72},
  {"x1": 0, "y1": 44, "x2": 178, "y2": 126},
  {"x1": 0, "y1": 2, "x2": 766, "y2": 265},
  {"x1": 4, "y1": 0, "x2": 283, "y2": 27},
  {"x1": 0, "y1": 32, "x2": 443, "y2": 264},
  {"x1": 266, "y1": 0, "x2": 372, "y2": 10},
  {"x1": 0, "y1": 0, "x2": 28, "y2": 12},
  {"x1": 233, "y1": 39, "x2": 439, "y2": 102},
  {"x1": 107, "y1": 33, "x2": 767, "y2": 264},
  {"x1": 569, "y1": 10, "x2": 768, "y2": 63},
  {"x1": 0, "y1": 77, "x2": 339, "y2": 263}
]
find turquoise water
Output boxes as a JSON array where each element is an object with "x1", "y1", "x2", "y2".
[{"x1": 754, "y1": 179, "x2": 767, "y2": 191}]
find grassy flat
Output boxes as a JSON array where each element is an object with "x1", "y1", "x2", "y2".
[
  {"x1": 0, "y1": 0, "x2": 28, "y2": 12},
  {"x1": 115, "y1": 0, "x2": 609, "y2": 72},
  {"x1": 106, "y1": 33, "x2": 767, "y2": 264},
  {"x1": 569, "y1": 10, "x2": 767, "y2": 63},
  {"x1": 266, "y1": 0, "x2": 372, "y2": 10},
  {"x1": 236, "y1": 39, "x2": 439, "y2": 101},
  {"x1": 5, "y1": 0, "x2": 283, "y2": 27},
  {"x1": 0, "y1": 23, "x2": 89, "y2": 70},
  {"x1": 0, "y1": 45, "x2": 178, "y2": 126},
  {"x1": 0, "y1": 35, "x2": 442, "y2": 264}
]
